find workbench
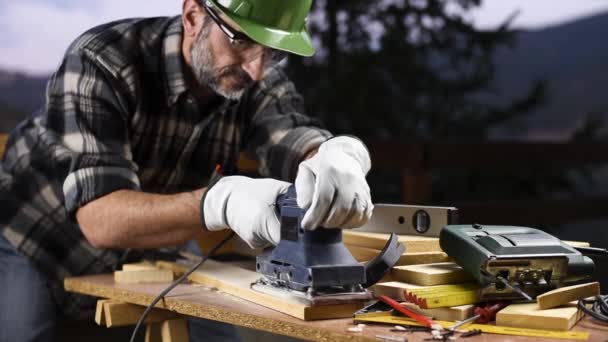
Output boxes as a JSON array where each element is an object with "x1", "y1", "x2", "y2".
[{"x1": 65, "y1": 273, "x2": 608, "y2": 342}]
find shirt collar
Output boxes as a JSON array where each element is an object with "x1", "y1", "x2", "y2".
[{"x1": 162, "y1": 16, "x2": 189, "y2": 106}]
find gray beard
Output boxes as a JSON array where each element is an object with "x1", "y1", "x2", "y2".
[{"x1": 190, "y1": 27, "x2": 253, "y2": 100}]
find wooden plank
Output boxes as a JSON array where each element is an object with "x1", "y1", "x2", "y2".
[
  {"x1": 122, "y1": 261, "x2": 157, "y2": 271},
  {"x1": 145, "y1": 323, "x2": 162, "y2": 342},
  {"x1": 63, "y1": 274, "x2": 608, "y2": 342},
  {"x1": 157, "y1": 260, "x2": 364, "y2": 320},
  {"x1": 391, "y1": 262, "x2": 473, "y2": 286},
  {"x1": 103, "y1": 301, "x2": 180, "y2": 327},
  {"x1": 496, "y1": 302, "x2": 584, "y2": 331},
  {"x1": 537, "y1": 282, "x2": 600, "y2": 310},
  {"x1": 346, "y1": 245, "x2": 450, "y2": 265},
  {"x1": 401, "y1": 303, "x2": 474, "y2": 322},
  {"x1": 114, "y1": 269, "x2": 174, "y2": 284},
  {"x1": 343, "y1": 231, "x2": 441, "y2": 252},
  {"x1": 372, "y1": 281, "x2": 425, "y2": 301},
  {"x1": 95, "y1": 299, "x2": 109, "y2": 325},
  {"x1": 160, "y1": 319, "x2": 189, "y2": 342}
]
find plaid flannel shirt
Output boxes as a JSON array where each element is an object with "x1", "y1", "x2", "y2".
[{"x1": 0, "y1": 16, "x2": 330, "y2": 317}]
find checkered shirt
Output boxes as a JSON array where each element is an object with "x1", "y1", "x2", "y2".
[{"x1": 0, "y1": 16, "x2": 330, "y2": 317}]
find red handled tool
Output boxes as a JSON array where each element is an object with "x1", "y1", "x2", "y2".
[
  {"x1": 378, "y1": 295, "x2": 441, "y2": 330},
  {"x1": 447, "y1": 302, "x2": 509, "y2": 331}
]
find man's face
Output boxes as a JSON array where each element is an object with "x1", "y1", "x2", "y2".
[{"x1": 190, "y1": 15, "x2": 257, "y2": 100}]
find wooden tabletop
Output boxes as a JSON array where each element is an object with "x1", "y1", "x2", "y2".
[{"x1": 64, "y1": 274, "x2": 608, "y2": 342}]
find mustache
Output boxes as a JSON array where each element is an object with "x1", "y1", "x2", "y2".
[{"x1": 218, "y1": 66, "x2": 253, "y2": 86}]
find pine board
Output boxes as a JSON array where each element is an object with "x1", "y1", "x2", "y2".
[
  {"x1": 114, "y1": 269, "x2": 174, "y2": 284},
  {"x1": 156, "y1": 260, "x2": 364, "y2": 320},
  {"x1": 63, "y1": 274, "x2": 606, "y2": 341},
  {"x1": 496, "y1": 302, "x2": 584, "y2": 331},
  {"x1": 343, "y1": 231, "x2": 441, "y2": 252},
  {"x1": 391, "y1": 262, "x2": 473, "y2": 285},
  {"x1": 537, "y1": 282, "x2": 600, "y2": 310},
  {"x1": 346, "y1": 244, "x2": 450, "y2": 265}
]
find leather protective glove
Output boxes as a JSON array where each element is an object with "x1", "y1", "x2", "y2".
[
  {"x1": 295, "y1": 136, "x2": 373, "y2": 230},
  {"x1": 201, "y1": 176, "x2": 290, "y2": 249}
]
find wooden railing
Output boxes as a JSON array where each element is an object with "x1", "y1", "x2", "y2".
[{"x1": 3, "y1": 133, "x2": 606, "y2": 225}]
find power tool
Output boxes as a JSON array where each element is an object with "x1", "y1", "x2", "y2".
[
  {"x1": 252, "y1": 185, "x2": 404, "y2": 305},
  {"x1": 440, "y1": 224, "x2": 595, "y2": 300}
]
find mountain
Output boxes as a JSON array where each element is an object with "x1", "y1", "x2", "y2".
[
  {"x1": 1, "y1": 12, "x2": 608, "y2": 138},
  {"x1": 487, "y1": 12, "x2": 608, "y2": 140}
]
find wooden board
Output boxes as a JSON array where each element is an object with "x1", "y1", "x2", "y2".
[
  {"x1": 346, "y1": 244, "x2": 450, "y2": 265},
  {"x1": 391, "y1": 262, "x2": 473, "y2": 286},
  {"x1": 114, "y1": 269, "x2": 174, "y2": 284},
  {"x1": 122, "y1": 261, "x2": 157, "y2": 271},
  {"x1": 100, "y1": 300, "x2": 180, "y2": 327},
  {"x1": 496, "y1": 302, "x2": 584, "y2": 331},
  {"x1": 160, "y1": 319, "x2": 189, "y2": 342},
  {"x1": 156, "y1": 260, "x2": 364, "y2": 320},
  {"x1": 372, "y1": 281, "x2": 424, "y2": 301},
  {"x1": 537, "y1": 282, "x2": 600, "y2": 310},
  {"x1": 401, "y1": 303, "x2": 474, "y2": 322},
  {"x1": 343, "y1": 231, "x2": 441, "y2": 252},
  {"x1": 63, "y1": 274, "x2": 608, "y2": 342}
]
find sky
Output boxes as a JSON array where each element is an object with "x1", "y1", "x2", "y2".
[{"x1": 2, "y1": 0, "x2": 608, "y2": 75}]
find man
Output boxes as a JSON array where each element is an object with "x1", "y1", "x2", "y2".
[{"x1": 0, "y1": 0, "x2": 373, "y2": 341}]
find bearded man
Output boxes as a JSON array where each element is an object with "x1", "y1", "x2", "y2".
[{"x1": 0, "y1": 1, "x2": 373, "y2": 341}]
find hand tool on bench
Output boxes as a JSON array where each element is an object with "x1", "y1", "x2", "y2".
[
  {"x1": 252, "y1": 185, "x2": 405, "y2": 305},
  {"x1": 357, "y1": 204, "x2": 458, "y2": 236},
  {"x1": 446, "y1": 302, "x2": 509, "y2": 332}
]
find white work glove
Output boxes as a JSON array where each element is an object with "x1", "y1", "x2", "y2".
[
  {"x1": 295, "y1": 136, "x2": 373, "y2": 230},
  {"x1": 201, "y1": 176, "x2": 290, "y2": 248}
]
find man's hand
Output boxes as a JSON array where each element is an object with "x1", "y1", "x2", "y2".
[
  {"x1": 295, "y1": 136, "x2": 373, "y2": 230},
  {"x1": 201, "y1": 176, "x2": 290, "y2": 248}
]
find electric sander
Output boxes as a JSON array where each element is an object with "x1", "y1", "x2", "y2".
[{"x1": 252, "y1": 185, "x2": 404, "y2": 305}]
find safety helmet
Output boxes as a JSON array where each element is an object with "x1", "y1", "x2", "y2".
[{"x1": 204, "y1": 0, "x2": 315, "y2": 56}]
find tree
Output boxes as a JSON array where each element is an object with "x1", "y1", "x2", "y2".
[{"x1": 287, "y1": 0, "x2": 545, "y2": 140}]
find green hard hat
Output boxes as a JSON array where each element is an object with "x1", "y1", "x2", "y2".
[{"x1": 206, "y1": 0, "x2": 315, "y2": 56}]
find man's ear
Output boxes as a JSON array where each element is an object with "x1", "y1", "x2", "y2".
[{"x1": 182, "y1": 0, "x2": 204, "y2": 38}]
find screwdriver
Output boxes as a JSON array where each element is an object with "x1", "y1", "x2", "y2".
[{"x1": 447, "y1": 302, "x2": 509, "y2": 332}]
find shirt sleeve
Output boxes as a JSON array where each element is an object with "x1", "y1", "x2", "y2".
[
  {"x1": 45, "y1": 47, "x2": 140, "y2": 216},
  {"x1": 241, "y1": 66, "x2": 332, "y2": 181}
]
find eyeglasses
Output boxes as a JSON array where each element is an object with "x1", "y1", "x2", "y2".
[{"x1": 203, "y1": 2, "x2": 287, "y2": 65}]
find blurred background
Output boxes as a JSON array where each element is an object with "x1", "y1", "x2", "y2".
[{"x1": 1, "y1": 0, "x2": 607, "y2": 294}]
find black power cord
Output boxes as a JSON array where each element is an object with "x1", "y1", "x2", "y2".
[
  {"x1": 578, "y1": 295, "x2": 608, "y2": 323},
  {"x1": 129, "y1": 232, "x2": 236, "y2": 342}
]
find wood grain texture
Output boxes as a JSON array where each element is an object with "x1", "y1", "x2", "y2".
[
  {"x1": 372, "y1": 281, "x2": 425, "y2": 301},
  {"x1": 346, "y1": 244, "x2": 450, "y2": 265},
  {"x1": 64, "y1": 274, "x2": 607, "y2": 342},
  {"x1": 401, "y1": 303, "x2": 474, "y2": 321},
  {"x1": 102, "y1": 301, "x2": 180, "y2": 327},
  {"x1": 343, "y1": 231, "x2": 441, "y2": 252},
  {"x1": 95, "y1": 299, "x2": 108, "y2": 325},
  {"x1": 64, "y1": 275, "x2": 375, "y2": 341},
  {"x1": 122, "y1": 261, "x2": 156, "y2": 271},
  {"x1": 496, "y1": 302, "x2": 584, "y2": 331},
  {"x1": 156, "y1": 260, "x2": 364, "y2": 320},
  {"x1": 114, "y1": 269, "x2": 174, "y2": 284},
  {"x1": 391, "y1": 262, "x2": 473, "y2": 285},
  {"x1": 537, "y1": 282, "x2": 600, "y2": 310}
]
